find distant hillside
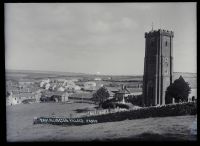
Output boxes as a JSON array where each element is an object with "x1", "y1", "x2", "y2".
[
  {"x1": 173, "y1": 72, "x2": 197, "y2": 89},
  {"x1": 5, "y1": 70, "x2": 196, "y2": 88},
  {"x1": 5, "y1": 69, "x2": 92, "y2": 80},
  {"x1": 5, "y1": 69, "x2": 143, "y2": 80},
  {"x1": 6, "y1": 69, "x2": 89, "y2": 76}
]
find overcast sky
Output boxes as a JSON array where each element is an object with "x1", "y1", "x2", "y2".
[{"x1": 5, "y1": 3, "x2": 196, "y2": 75}]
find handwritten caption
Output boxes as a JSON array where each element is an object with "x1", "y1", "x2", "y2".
[{"x1": 34, "y1": 117, "x2": 98, "y2": 125}]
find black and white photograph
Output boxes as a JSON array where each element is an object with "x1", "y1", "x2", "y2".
[{"x1": 4, "y1": 2, "x2": 197, "y2": 141}]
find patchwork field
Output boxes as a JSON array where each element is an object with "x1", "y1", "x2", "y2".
[{"x1": 6, "y1": 102, "x2": 197, "y2": 141}]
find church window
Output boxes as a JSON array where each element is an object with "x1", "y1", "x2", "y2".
[{"x1": 165, "y1": 41, "x2": 168, "y2": 46}]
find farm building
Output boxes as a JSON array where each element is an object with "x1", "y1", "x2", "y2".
[
  {"x1": 63, "y1": 80, "x2": 76, "y2": 86},
  {"x1": 40, "y1": 91, "x2": 69, "y2": 102},
  {"x1": 68, "y1": 92, "x2": 93, "y2": 102},
  {"x1": 104, "y1": 87, "x2": 118, "y2": 99},
  {"x1": 84, "y1": 82, "x2": 96, "y2": 90},
  {"x1": 74, "y1": 85, "x2": 81, "y2": 90},
  {"x1": 49, "y1": 84, "x2": 57, "y2": 91},
  {"x1": 40, "y1": 79, "x2": 50, "y2": 87},
  {"x1": 94, "y1": 77, "x2": 102, "y2": 81},
  {"x1": 6, "y1": 92, "x2": 40, "y2": 106},
  {"x1": 18, "y1": 79, "x2": 35, "y2": 85},
  {"x1": 57, "y1": 86, "x2": 65, "y2": 92},
  {"x1": 114, "y1": 86, "x2": 130, "y2": 100},
  {"x1": 113, "y1": 85, "x2": 142, "y2": 102},
  {"x1": 6, "y1": 80, "x2": 18, "y2": 87},
  {"x1": 45, "y1": 83, "x2": 50, "y2": 90}
]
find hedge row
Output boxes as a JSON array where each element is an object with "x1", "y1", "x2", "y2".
[
  {"x1": 34, "y1": 102, "x2": 196, "y2": 126},
  {"x1": 81, "y1": 102, "x2": 197, "y2": 124}
]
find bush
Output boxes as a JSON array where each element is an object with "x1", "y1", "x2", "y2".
[
  {"x1": 22, "y1": 99, "x2": 36, "y2": 104},
  {"x1": 125, "y1": 94, "x2": 143, "y2": 106},
  {"x1": 102, "y1": 102, "x2": 115, "y2": 109},
  {"x1": 101, "y1": 101, "x2": 130, "y2": 109},
  {"x1": 115, "y1": 103, "x2": 130, "y2": 109}
]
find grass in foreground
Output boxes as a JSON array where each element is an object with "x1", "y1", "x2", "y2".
[{"x1": 6, "y1": 102, "x2": 197, "y2": 141}]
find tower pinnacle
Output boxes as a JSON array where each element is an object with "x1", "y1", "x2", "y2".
[{"x1": 151, "y1": 22, "x2": 154, "y2": 31}]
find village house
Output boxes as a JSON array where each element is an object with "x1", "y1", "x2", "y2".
[
  {"x1": 6, "y1": 80, "x2": 18, "y2": 87},
  {"x1": 40, "y1": 91, "x2": 69, "y2": 102},
  {"x1": 84, "y1": 82, "x2": 96, "y2": 91},
  {"x1": 64, "y1": 80, "x2": 76, "y2": 87},
  {"x1": 106, "y1": 87, "x2": 119, "y2": 99},
  {"x1": 40, "y1": 78, "x2": 50, "y2": 88},
  {"x1": 112, "y1": 85, "x2": 143, "y2": 103},
  {"x1": 94, "y1": 77, "x2": 102, "y2": 81},
  {"x1": 49, "y1": 84, "x2": 57, "y2": 91},
  {"x1": 45, "y1": 83, "x2": 50, "y2": 90},
  {"x1": 18, "y1": 79, "x2": 35, "y2": 86},
  {"x1": 6, "y1": 91, "x2": 41, "y2": 106},
  {"x1": 57, "y1": 86, "x2": 65, "y2": 92},
  {"x1": 70, "y1": 78, "x2": 79, "y2": 82},
  {"x1": 114, "y1": 86, "x2": 130, "y2": 103}
]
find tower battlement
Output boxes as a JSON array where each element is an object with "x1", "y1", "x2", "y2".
[{"x1": 145, "y1": 29, "x2": 174, "y2": 38}]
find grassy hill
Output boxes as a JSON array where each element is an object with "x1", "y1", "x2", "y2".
[{"x1": 6, "y1": 102, "x2": 197, "y2": 141}]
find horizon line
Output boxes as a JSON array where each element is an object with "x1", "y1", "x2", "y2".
[{"x1": 5, "y1": 68, "x2": 197, "y2": 76}]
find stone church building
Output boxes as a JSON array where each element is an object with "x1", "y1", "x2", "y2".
[{"x1": 142, "y1": 29, "x2": 196, "y2": 106}]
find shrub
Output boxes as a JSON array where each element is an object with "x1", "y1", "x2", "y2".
[
  {"x1": 101, "y1": 101, "x2": 116, "y2": 109},
  {"x1": 125, "y1": 94, "x2": 143, "y2": 106},
  {"x1": 22, "y1": 99, "x2": 36, "y2": 104},
  {"x1": 115, "y1": 103, "x2": 130, "y2": 109},
  {"x1": 101, "y1": 101, "x2": 130, "y2": 109}
]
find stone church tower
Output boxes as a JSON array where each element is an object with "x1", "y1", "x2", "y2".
[{"x1": 143, "y1": 29, "x2": 174, "y2": 106}]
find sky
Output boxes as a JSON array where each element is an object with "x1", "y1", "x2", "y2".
[{"x1": 5, "y1": 3, "x2": 197, "y2": 75}]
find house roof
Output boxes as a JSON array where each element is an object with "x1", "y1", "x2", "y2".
[
  {"x1": 6, "y1": 86, "x2": 19, "y2": 91},
  {"x1": 117, "y1": 89, "x2": 130, "y2": 94},
  {"x1": 106, "y1": 87, "x2": 120, "y2": 92},
  {"x1": 126, "y1": 88, "x2": 142, "y2": 93},
  {"x1": 69, "y1": 92, "x2": 93, "y2": 99},
  {"x1": 42, "y1": 91, "x2": 68, "y2": 97},
  {"x1": 12, "y1": 92, "x2": 35, "y2": 98}
]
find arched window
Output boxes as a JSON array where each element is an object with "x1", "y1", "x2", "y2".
[{"x1": 165, "y1": 41, "x2": 168, "y2": 46}]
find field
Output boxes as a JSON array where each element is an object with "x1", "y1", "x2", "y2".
[{"x1": 6, "y1": 102, "x2": 197, "y2": 141}]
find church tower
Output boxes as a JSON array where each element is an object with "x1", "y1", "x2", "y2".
[{"x1": 143, "y1": 29, "x2": 174, "y2": 106}]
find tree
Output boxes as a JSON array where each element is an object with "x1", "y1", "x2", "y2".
[
  {"x1": 126, "y1": 94, "x2": 143, "y2": 106},
  {"x1": 92, "y1": 86, "x2": 110, "y2": 107},
  {"x1": 166, "y1": 76, "x2": 191, "y2": 104}
]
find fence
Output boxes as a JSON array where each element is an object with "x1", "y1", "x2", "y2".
[{"x1": 85, "y1": 108, "x2": 128, "y2": 117}]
